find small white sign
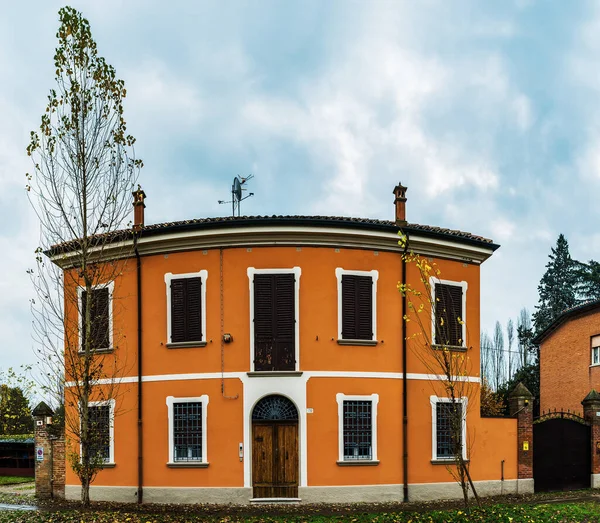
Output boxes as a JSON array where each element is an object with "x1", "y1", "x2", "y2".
[
  {"x1": 596, "y1": 412, "x2": 600, "y2": 417},
  {"x1": 306, "y1": 408, "x2": 314, "y2": 414},
  {"x1": 36, "y1": 447, "x2": 44, "y2": 462}
]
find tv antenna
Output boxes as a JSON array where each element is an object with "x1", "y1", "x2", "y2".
[{"x1": 218, "y1": 174, "x2": 254, "y2": 217}]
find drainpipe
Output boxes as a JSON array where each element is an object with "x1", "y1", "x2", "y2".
[
  {"x1": 402, "y1": 231, "x2": 409, "y2": 503},
  {"x1": 135, "y1": 235, "x2": 144, "y2": 504}
]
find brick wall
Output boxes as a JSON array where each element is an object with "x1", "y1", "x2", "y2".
[
  {"x1": 34, "y1": 412, "x2": 65, "y2": 500},
  {"x1": 52, "y1": 438, "x2": 65, "y2": 499},
  {"x1": 540, "y1": 310, "x2": 600, "y2": 414}
]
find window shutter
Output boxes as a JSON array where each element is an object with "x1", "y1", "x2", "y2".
[
  {"x1": 254, "y1": 274, "x2": 274, "y2": 341},
  {"x1": 341, "y1": 275, "x2": 373, "y2": 340},
  {"x1": 341, "y1": 275, "x2": 357, "y2": 339},
  {"x1": 171, "y1": 279, "x2": 186, "y2": 343},
  {"x1": 435, "y1": 284, "x2": 463, "y2": 346},
  {"x1": 186, "y1": 277, "x2": 202, "y2": 341},
  {"x1": 356, "y1": 276, "x2": 373, "y2": 340},
  {"x1": 81, "y1": 287, "x2": 110, "y2": 350},
  {"x1": 171, "y1": 277, "x2": 202, "y2": 343},
  {"x1": 253, "y1": 273, "x2": 295, "y2": 371},
  {"x1": 275, "y1": 274, "x2": 295, "y2": 369}
]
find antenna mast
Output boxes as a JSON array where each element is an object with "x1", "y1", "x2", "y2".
[{"x1": 218, "y1": 175, "x2": 255, "y2": 217}]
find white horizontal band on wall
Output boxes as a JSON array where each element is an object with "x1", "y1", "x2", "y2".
[{"x1": 65, "y1": 371, "x2": 481, "y2": 388}]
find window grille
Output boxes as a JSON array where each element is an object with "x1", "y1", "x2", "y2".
[
  {"x1": 173, "y1": 402, "x2": 203, "y2": 462},
  {"x1": 343, "y1": 400, "x2": 372, "y2": 460},
  {"x1": 88, "y1": 405, "x2": 110, "y2": 462},
  {"x1": 436, "y1": 402, "x2": 462, "y2": 458}
]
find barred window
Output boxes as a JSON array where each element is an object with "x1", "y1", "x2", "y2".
[
  {"x1": 343, "y1": 400, "x2": 372, "y2": 460},
  {"x1": 173, "y1": 402, "x2": 203, "y2": 462},
  {"x1": 88, "y1": 405, "x2": 111, "y2": 462},
  {"x1": 436, "y1": 401, "x2": 462, "y2": 459}
]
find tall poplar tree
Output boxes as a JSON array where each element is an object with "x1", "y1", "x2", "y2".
[
  {"x1": 532, "y1": 234, "x2": 577, "y2": 334},
  {"x1": 26, "y1": 6, "x2": 141, "y2": 504}
]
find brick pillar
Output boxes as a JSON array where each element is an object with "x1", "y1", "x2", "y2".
[
  {"x1": 32, "y1": 401, "x2": 54, "y2": 500},
  {"x1": 509, "y1": 382, "x2": 534, "y2": 494},
  {"x1": 582, "y1": 390, "x2": 600, "y2": 488},
  {"x1": 51, "y1": 437, "x2": 66, "y2": 499}
]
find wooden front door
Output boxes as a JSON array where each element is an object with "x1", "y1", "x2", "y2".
[{"x1": 252, "y1": 422, "x2": 298, "y2": 498}]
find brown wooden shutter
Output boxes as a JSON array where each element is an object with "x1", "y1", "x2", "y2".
[
  {"x1": 341, "y1": 275, "x2": 373, "y2": 340},
  {"x1": 81, "y1": 287, "x2": 110, "y2": 351},
  {"x1": 170, "y1": 277, "x2": 202, "y2": 343},
  {"x1": 254, "y1": 273, "x2": 295, "y2": 371},
  {"x1": 274, "y1": 274, "x2": 295, "y2": 370},
  {"x1": 434, "y1": 283, "x2": 463, "y2": 346}
]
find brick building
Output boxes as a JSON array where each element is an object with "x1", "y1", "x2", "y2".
[{"x1": 534, "y1": 300, "x2": 600, "y2": 414}]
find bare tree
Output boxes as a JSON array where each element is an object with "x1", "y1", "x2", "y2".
[
  {"x1": 480, "y1": 331, "x2": 493, "y2": 387},
  {"x1": 399, "y1": 238, "x2": 481, "y2": 510},
  {"x1": 26, "y1": 6, "x2": 141, "y2": 504},
  {"x1": 517, "y1": 307, "x2": 532, "y2": 367},
  {"x1": 506, "y1": 318, "x2": 514, "y2": 380},
  {"x1": 492, "y1": 321, "x2": 505, "y2": 391}
]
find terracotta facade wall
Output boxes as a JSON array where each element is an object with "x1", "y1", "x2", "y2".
[{"x1": 63, "y1": 244, "x2": 516, "y2": 491}]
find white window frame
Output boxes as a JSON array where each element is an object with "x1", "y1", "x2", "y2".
[
  {"x1": 166, "y1": 395, "x2": 209, "y2": 465},
  {"x1": 247, "y1": 267, "x2": 301, "y2": 372},
  {"x1": 336, "y1": 393, "x2": 379, "y2": 462},
  {"x1": 77, "y1": 281, "x2": 114, "y2": 352},
  {"x1": 592, "y1": 336, "x2": 600, "y2": 366},
  {"x1": 429, "y1": 277, "x2": 468, "y2": 347},
  {"x1": 430, "y1": 395, "x2": 468, "y2": 461},
  {"x1": 164, "y1": 270, "x2": 208, "y2": 345},
  {"x1": 84, "y1": 399, "x2": 115, "y2": 465},
  {"x1": 335, "y1": 268, "x2": 379, "y2": 342}
]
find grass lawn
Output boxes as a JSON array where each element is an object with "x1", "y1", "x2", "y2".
[
  {"x1": 0, "y1": 502, "x2": 600, "y2": 522},
  {"x1": 0, "y1": 476, "x2": 34, "y2": 486}
]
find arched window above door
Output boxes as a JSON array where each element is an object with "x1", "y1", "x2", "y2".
[{"x1": 252, "y1": 395, "x2": 298, "y2": 421}]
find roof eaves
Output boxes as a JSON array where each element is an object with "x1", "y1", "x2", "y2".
[{"x1": 533, "y1": 299, "x2": 600, "y2": 345}]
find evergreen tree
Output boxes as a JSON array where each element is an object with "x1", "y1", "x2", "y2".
[
  {"x1": 0, "y1": 385, "x2": 33, "y2": 435},
  {"x1": 532, "y1": 234, "x2": 577, "y2": 334},
  {"x1": 575, "y1": 259, "x2": 600, "y2": 301}
]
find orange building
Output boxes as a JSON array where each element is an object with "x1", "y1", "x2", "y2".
[
  {"x1": 535, "y1": 301, "x2": 600, "y2": 414},
  {"x1": 56, "y1": 184, "x2": 524, "y2": 503}
]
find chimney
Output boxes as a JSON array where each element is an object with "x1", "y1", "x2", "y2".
[
  {"x1": 132, "y1": 185, "x2": 146, "y2": 230},
  {"x1": 393, "y1": 182, "x2": 407, "y2": 225}
]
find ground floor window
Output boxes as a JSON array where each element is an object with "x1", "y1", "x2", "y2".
[
  {"x1": 166, "y1": 395, "x2": 209, "y2": 464},
  {"x1": 336, "y1": 393, "x2": 379, "y2": 462},
  {"x1": 87, "y1": 400, "x2": 115, "y2": 464},
  {"x1": 430, "y1": 396, "x2": 467, "y2": 461}
]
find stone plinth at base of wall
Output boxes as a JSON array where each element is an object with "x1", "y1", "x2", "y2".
[
  {"x1": 591, "y1": 474, "x2": 600, "y2": 488},
  {"x1": 67, "y1": 480, "x2": 528, "y2": 505}
]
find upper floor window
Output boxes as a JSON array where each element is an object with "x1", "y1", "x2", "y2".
[
  {"x1": 78, "y1": 282, "x2": 113, "y2": 352},
  {"x1": 592, "y1": 335, "x2": 600, "y2": 366},
  {"x1": 335, "y1": 269, "x2": 378, "y2": 346},
  {"x1": 336, "y1": 393, "x2": 379, "y2": 464},
  {"x1": 87, "y1": 399, "x2": 115, "y2": 464},
  {"x1": 165, "y1": 271, "x2": 208, "y2": 348},
  {"x1": 430, "y1": 279, "x2": 468, "y2": 348},
  {"x1": 430, "y1": 396, "x2": 467, "y2": 462},
  {"x1": 248, "y1": 267, "x2": 301, "y2": 372},
  {"x1": 166, "y1": 395, "x2": 209, "y2": 466}
]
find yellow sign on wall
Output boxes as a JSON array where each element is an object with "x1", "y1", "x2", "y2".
[{"x1": 523, "y1": 441, "x2": 529, "y2": 451}]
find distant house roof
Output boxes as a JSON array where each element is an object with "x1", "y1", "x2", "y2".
[
  {"x1": 533, "y1": 299, "x2": 600, "y2": 345},
  {"x1": 50, "y1": 215, "x2": 499, "y2": 256},
  {"x1": 0, "y1": 434, "x2": 34, "y2": 444}
]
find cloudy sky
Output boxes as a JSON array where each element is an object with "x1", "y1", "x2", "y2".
[{"x1": 1, "y1": 1, "x2": 598, "y2": 374}]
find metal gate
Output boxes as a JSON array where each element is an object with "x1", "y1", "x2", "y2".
[{"x1": 533, "y1": 412, "x2": 591, "y2": 492}]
